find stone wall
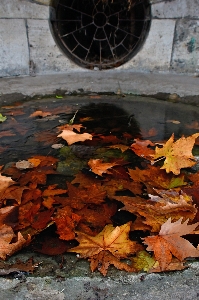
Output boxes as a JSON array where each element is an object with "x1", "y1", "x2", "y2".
[{"x1": 0, "y1": 0, "x2": 198, "y2": 77}]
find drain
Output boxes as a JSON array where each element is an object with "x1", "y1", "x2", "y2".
[{"x1": 51, "y1": 0, "x2": 151, "y2": 69}]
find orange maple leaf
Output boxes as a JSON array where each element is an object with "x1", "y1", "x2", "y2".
[
  {"x1": 153, "y1": 133, "x2": 199, "y2": 175},
  {"x1": 0, "y1": 224, "x2": 30, "y2": 259},
  {"x1": 88, "y1": 159, "x2": 119, "y2": 176},
  {"x1": 69, "y1": 223, "x2": 143, "y2": 275},
  {"x1": 143, "y1": 218, "x2": 199, "y2": 271},
  {"x1": 58, "y1": 129, "x2": 92, "y2": 145}
]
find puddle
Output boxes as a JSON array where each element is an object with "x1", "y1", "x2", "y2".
[{"x1": 1, "y1": 95, "x2": 199, "y2": 279}]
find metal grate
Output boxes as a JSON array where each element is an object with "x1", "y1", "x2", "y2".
[{"x1": 51, "y1": 0, "x2": 151, "y2": 69}]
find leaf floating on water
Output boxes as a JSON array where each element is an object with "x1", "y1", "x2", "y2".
[
  {"x1": 58, "y1": 130, "x2": 92, "y2": 145},
  {"x1": 29, "y1": 110, "x2": 52, "y2": 118}
]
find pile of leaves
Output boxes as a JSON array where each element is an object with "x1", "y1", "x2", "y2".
[{"x1": 1, "y1": 108, "x2": 199, "y2": 276}]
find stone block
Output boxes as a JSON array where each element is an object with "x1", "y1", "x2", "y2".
[
  {"x1": 152, "y1": 0, "x2": 199, "y2": 19},
  {"x1": 120, "y1": 19, "x2": 176, "y2": 72},
  {"x1": 27, "y1": 19, "x2": 80, "y2": 74},
  {"x1": 0, "y1": 0, "x2": 49, "y2": 19},
  {"x1": 0, "y1": 19, "x2": 29, "y2": 77},
  {"x1": 171, "y1": 19, "x2": 199, "y2": 73}
]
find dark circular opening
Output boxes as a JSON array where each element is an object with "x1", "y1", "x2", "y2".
[
  {"x1": 94, "y1": 12, "x2": 107, "y2": 27},
  {"x1": 51, "y1": 0, "x2": 151, "y2": 70}
]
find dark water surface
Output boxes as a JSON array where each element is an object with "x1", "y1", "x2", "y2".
[{"x1": 1, "y1": 95, "x2": 199, "y2": 165}]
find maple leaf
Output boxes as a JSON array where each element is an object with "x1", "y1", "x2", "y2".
[
  {"x1": 69, "y1": 223, "x2": 143, "y2": 275},
  {"x1": 0, "y1": 185, "x2": 28, "y2": 205},
  {"x1": 153, "y1": 133, "x2": 199, "y2": 175},
  {"x1": 128, "y1": 166, "x2": 187, "y2": 190},
  {"x1": 58, "y1": 129, "x2": 92, "y2": 145},
  {"x1": 143, "y1": 218, "x2": 199, "y2": 271},
  {"x1": 115, "y1": 190, "x2": 197, "y2": 232},
  {"x1": 88, "y1": 159, "x2": 119, "y2": 176},
  {"x1": 0, "y1": 224, "x2": 30, "y2": 259}
]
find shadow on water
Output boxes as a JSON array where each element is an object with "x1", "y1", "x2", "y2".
[{"x1": 1, "y1": 95, "x2": 199, "y2": 165}]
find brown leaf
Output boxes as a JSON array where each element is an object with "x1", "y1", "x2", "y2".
[
  {"x1": 69, "y1": 223, "x2": 143, "y2": 275},
  {"x1": 0, "y1": 224, "x2": 30, "y2": 259},
  {"x1": 114, "y1": 190, "x2": 197, "y2": 232},
  {"x1": 0, "y1": 173, "x2": 15, "y2": 194},
  {"x1": 67, "y1": 183, "x2": 106, "y2": 210},
  {"x1": 130, "y1": 139, "x2": 155, "y2": 160},
  {"x1": 143, "y1": 218, "x2": 199, "y2": 271},
  {"x1": 88, "y1": 159, "x2": 119, "y2": 176},
  {"x1": 29, "y1": 110, "x2": 52, "y2": 118},
  {"x1": 53, "y1": 206, "x2": 81, "y2": 240},
  {"x1": 90, "y1": 250, "x2": 136, "y2": 276}
]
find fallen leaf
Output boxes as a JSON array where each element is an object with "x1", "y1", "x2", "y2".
[
  {"x1": 128, "y1": 166, "x2": 187, "y2": 189},
  {"x1": 53, "y1": 206, "x2": 81, "y2": 240},
  {"x1": 131, "y1": 250, "x2": 156, "y2": 272},
  {"x1": 115, "y1": 191, "x2": 197, "y2": 232},
  {"x1": 69, "y1": 223, "x2": 143, "y2": 275},
  {"x1": 0, "y1": 258, "x2": 36, "y2": 275},
  {"x1": 0, "y1": 173, "x2": 15, "y2": 193},
  {"x1": 29, "y1": 110, "x2": 52, "y2": 118},
  {"x1": 66, "y1": 183, "x2": 106, "y2": 210},
  {"x1": 0, "y1": 114, "x2": 7, "y2": 122},
  {"x1": 57, "y1": 124, "x2": 83, "y2": 133},
  {"x1": 153, "y1": 133, "x2": 199, "y2": 175},
  {"x1": 88, "y1": 159, "x2": 119, "y2": 176},
  {"x1": 16, "y1": 160, "x2": 34, "y2": 170},
  {"x1": 130, "y1": 139, "x2": 155, "y2": 160},
  {"x1": 58, "y1": 130, "x2": 92, "y2": 145},
  {"x1": 0, "y1": 206, "x2": 18, "y2": 228},
  {"x1": 0, "y1": 224, "x2": 30, "y2": 260},
  {"x1": 28, "y1": 158, "x2": 41, "y2": 168},
  {"x1": 143, "y1": 218, "x2": 199, "y2": 271}
]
